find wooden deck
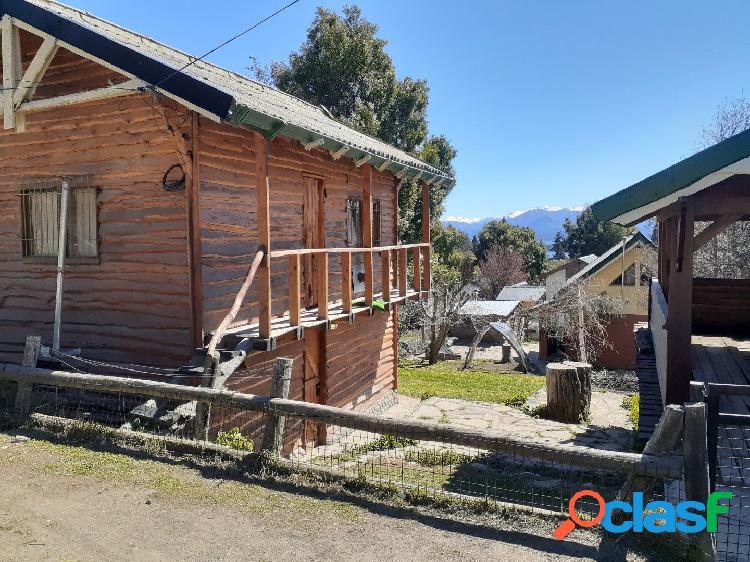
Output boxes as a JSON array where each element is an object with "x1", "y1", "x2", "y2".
[
  {"x1": 633, "y1": 325, "x2": 664, "y2": 441},
  {"x1": 692, "y1": 335, "x2": 750, "y2": 415},
  {"x1": 221, "y1": 288, "x2": 424, "y2": 349}
]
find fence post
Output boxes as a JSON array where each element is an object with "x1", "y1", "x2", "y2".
[
  {"x1": 15, "y1": 336, "x2": 40, "y2": 417},
  {"x1": 261, "y1": 358, "x2": 293, "y2": 455},
  {"x1": 683, "y1": 402, "x2": 716, "y2": 561}
]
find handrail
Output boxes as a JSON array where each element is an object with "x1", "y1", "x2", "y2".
[{"x1": 268, "y1": 242, "x2": 429, "y2": 258}]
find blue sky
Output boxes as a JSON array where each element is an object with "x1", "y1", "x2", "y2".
[{"x1": 70, "y1": 0, "x2": 750, "y2": 219}]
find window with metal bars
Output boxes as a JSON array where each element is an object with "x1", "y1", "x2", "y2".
[
  {"x1": 19, "y1": 176, "x2": 98, "y2": 259},
  {"x1": 346, "y1": 197, "x2": 363, "y2": 248}
]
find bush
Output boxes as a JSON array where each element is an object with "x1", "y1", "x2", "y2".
[
  {"x1": 621, "y1": 394, "x2": 640, "y2": 432},
  {"x1": 216, "y1": 428, "x2": 254, "y2": 452}
]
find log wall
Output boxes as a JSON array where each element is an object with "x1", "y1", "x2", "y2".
[
  {"x1": 0, "y1": 35, "x2": 193, "y2": 366},
  {"x1": 198, "y1": 121, "x2": 398, "y2": 334},
  {"x1": 693, "y1": 278, "x2": 750, "y2": 334}
]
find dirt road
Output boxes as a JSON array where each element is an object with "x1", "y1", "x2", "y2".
[{"x1": 0, "y1": 433, "x2": 631, "y2": 561}]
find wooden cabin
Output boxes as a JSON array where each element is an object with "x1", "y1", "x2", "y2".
[
  {"x1": 539, "y1": 233, "x2": 656, "y2": 369},
  {"x1": 592, "y1": 129, "x2": 750, "y2": 408},
  {"x1": 0, "y1": 1, "x2": 453, "y2": 443}
]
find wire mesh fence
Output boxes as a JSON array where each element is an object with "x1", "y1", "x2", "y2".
[{"x1": 715, "y1": 423, "x2": 750, "y2": 562}]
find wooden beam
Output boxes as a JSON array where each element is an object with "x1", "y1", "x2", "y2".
[
  {"x1": 2, "y1": 15, "x2": 15, "y2": 130},
  {"x1": 381, "y1": 250, "x2": 391, "y2": 302},
  {"x1": 316, "y1": 252, "x2": 328, "y2": 320},
  {"x1": 255, "y1": 132, "x2": 272, "y2": 339},
  {"x1": 19, "y1": 79, "x2": 146, "y2": 113},
  {"x1": 694, "y1": 197, "x2": 750, "y2": 218},
  {"x1": 341, "y1": 251, "x2": 352, "y2": 314},
  {"x1": 363, "y1": 165, "x2": 374, "y2": 305},
  {"x1": 288, "y1": 254, "x2": 301, "y2": 327},
  {"x1": 412, "y1": 246, "x2": 421, "y2": 293},
  {"x1": 665, "y1": 199, "x2": 694, "y2": 404},
  {"x1": 693, "y1": 215, "x2": 741, "y2": 251},
  {"x1": 421, "y1": 181, "x2": 431, "y2": 295},
  {"x1": 398, "y1": 248, "x2": 408, "y2": 297},
  {"x1": 187, "y1": 112, "x2": 203, "y2": 347},
  {"x1": 12, "y1": 35, "x2": 58, "y2": 108}
]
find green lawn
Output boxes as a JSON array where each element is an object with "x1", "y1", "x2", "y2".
[{"x1": 397, "y1": 360, "x2": 545, "y2": 407}]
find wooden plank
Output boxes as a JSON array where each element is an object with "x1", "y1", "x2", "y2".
[
  {"x1": 341, "y1": 251, "x2": 352, "y2": 313},
  {"x1": 288, "y1": 254, "x2": 301, "y2": 327},
  {"x1": 316, "y1": 252, "x2": 328, "y2": 320},
  {"x1": 187, "y1": 112, "x2": 203, "y2": 347},
  {"x1": 362, "y1": 165, "x2": 374, "y2": 305},
  {"x1": 2, "y1": 15, "x2": 15, "y2": 129},
  {"x1": 665, "y1": 199, "x2": 693, "y2": 404},
  {"x1": 255, "y1": 132, "x2": 272, "y2": 339},
  {"x1": 20, "y1": 79, "x2": 146, "y2": 113},
  {"x1": 398, "y1": 248, "x2": 408, "y2": 298},
  {"x1": 412, "y1": 246, "x2": 421, "y2": 293},
  {"x1": 12, "y1": 36, "x2": 58, "y2": 107},
  {"x1": 381, "y1": 250, "x2": 391, "y2": 302}
]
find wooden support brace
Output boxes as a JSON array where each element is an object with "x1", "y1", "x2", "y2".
[
  {"x1": 412, "y1": 246, "x2": 421, "y2": 293},
  {"x1": 693, "y1": 214, "x2": 742, "y2": 251},
  {"x1": 398, "y1": 248, "x2": 408, "y2": 297},
  {"x1": 2, "y1": 15, "x2": 16, "y2": 130},
  {"x1": 341, "y1": 251, "x2": 352, "y2": 314},
  {"x1": 316, "y1": 252, "x2": 328, "y2": 320},
  {"x1": 381, "y1": 250, "x2": 391, "y2": 302},
  {"x1": 255, "y1": 132, "x2": 272, "y2": 339},
  {"x1": 288, "y1": 254, "x2": 301, "y2": 327}
]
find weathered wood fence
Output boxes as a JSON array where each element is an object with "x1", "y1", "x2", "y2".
[{"x1": 0, "y1": 361, "x2": 682, "y2": 480}]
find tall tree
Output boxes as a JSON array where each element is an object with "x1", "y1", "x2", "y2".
[
  {"x1": 473, "y1": 220, "x2": 547, "y2": 282},
  {"x1": 265, "y1": 5, "x2": 456, "y2": 242},
  {"x1": 693, "y1": 96, "x2": 750, "y2": 278},
  {"x1": 477, "y1": 246, "x2": 526, "y2": 300},
  {"x1": 551, "y1": 232, "x2": 567, "y2": 260},
  {"x1": 559, "y1": 207, "x2": 632, "y2": 258}
]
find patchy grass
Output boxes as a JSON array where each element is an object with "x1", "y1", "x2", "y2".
[
  {"x1": 24, "y1": 439, "x2": 359, "y2": 518},
  {"x1": 621, "y1": 394, "x2": 640, "y2": 432},
  {"x1": 398, "y1": 360, "x2": 545, "y2": 406}
]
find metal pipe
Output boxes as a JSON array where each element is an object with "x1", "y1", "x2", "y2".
[
  {"x1": 52, "y1": 179, "x2": 70, "y2": 352},
  {"x1": 621, "y1": 236, "x2": 626, "y2": 300}
]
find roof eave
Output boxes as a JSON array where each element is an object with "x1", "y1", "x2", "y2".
[{"x1": 229, "y1": 103, "x2": 455, "y2": 187}]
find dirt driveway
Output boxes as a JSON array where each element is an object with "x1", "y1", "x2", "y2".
[{"x1": 0, "y1": 432, "x2": 637, "y2": 562}]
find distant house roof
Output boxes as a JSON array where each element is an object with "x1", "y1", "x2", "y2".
[
  {"x1": 460, "y1": 300, "x2": 520, "y2": 318},
  {"x1": 565, "y1": 232, "x2": 656, "y2": 286},
  {"x1": 546, "y1": 254, "x2": 598, "y2": 277},
  {"x1": 496, "y1": 283, "x2": 546, "y2": 303},
  {"x1": 580, "y1": 254, "x2": 598, "y2": 264},
  {"x1": 12, "y1": 0, "x2": 453, "y2": 187},
  {"x1": 591, "y1": 128, "x2": 750, "y2": 225}
]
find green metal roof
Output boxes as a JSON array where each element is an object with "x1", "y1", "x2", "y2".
[{"x1": 591, "y1": 128, "x2": 750, "y2": 224}]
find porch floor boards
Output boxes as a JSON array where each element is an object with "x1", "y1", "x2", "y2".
[
  {"x1": 224, "y1": 288, "x2": 424, "y2": 343},
  {"x1": 692, "y1": 335, "x2": 750, "y2": 416}
]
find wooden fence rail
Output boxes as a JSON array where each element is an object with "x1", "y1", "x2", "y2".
[{"x1": 0, "y1": 363, "x2": 682, "y2": 480}]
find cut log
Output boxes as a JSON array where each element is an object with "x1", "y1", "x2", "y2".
[
  {"x1": 545, "y1": 362, "x2": 592, "y2": 423},
  {"x1": 501, "y1": 344, "x2": 511, "y2": 363}
]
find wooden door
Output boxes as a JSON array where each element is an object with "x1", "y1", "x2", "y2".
[
  {"x1": 303, "y1": 177, "x2": 325, "y2": 308},
  {"x1": 303, "y1": 328, "x2": 321, "y2": 449}
]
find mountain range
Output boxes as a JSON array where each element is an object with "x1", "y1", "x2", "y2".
[{"x1": 444, "y1": 206, "x2": 586, "y2": 244}]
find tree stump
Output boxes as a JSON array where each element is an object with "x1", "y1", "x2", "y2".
[
  {"x1": 501, "y1": 344, "x2": 511, "y2": 363},
  {"x1": 545, "y1": 361, "x2": 592, "y2": 423}
]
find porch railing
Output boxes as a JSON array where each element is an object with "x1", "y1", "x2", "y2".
[{"x1": 256, "y1": 243, "x2": 430, "y2": 336}]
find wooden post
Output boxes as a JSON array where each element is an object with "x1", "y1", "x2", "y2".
[
  {"x1": 501, "y1": 344, "x2": 511, "y2": 363},
  {"x1": 261, "y1": 358, "x2": 293, "y2": 455},
  {"x1": 255, "y1": 132, "x2": 273, "y2": 339},
  {"x1": 15, "y1": 336, "x2": 40, "y2": 417},
  {"x1": 362, "y1": 165, "x2": 374, "y2": 305},
  {"x1": 187, "y1": 112, "x2": 204, "y2": 348},
  {"x1": 381, "y1": 250, "x2": 391, "y2": 302},
  {"x1": 316, "y1": 252, "x2": 328, "y2": 320},
  {"x1": 398, "y1": 248, "x2": 408, "y2": 297},
  {"x1": 665, "y1": 198, "x2": 694, "y2": 404},
  {"x1": 545, "y1": 362, "x2": 591, "y2": 423},
  {"x1": 421, "y1": 181, "x2": 431, "y2": 296},
  {"x1": 683, "y1": 402, "x2": 716, "y2": 561},
  {"x1": 341, "y1": 251, "x2": 352, "y2": 314},
  {"x1": 288, "y1": 254, "x2": 300, "y2": 327},
  {"x1": 412, "y1": 246, "x2": 421, "y2": 294}
]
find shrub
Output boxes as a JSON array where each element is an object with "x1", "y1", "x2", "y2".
[{"x1": 216, "y1": 428, "x2": 254, "y2": 451}]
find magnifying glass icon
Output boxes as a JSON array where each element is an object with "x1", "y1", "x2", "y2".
[{"x1": 553, "y1": 490, "x2": 606, "y2": 540}]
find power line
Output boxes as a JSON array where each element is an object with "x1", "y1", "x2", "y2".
[{"x1": 153, "y1": 0, "x2": 302, "y2": 89}]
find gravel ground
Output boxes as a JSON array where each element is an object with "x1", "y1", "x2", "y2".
[{"x1": 589, "y1": 370, "x2": 639, "y2": 393}]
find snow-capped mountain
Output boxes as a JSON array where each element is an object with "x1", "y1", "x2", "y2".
[{"x1": 444, "y1": 206, "x2": 585, "y2": 243}]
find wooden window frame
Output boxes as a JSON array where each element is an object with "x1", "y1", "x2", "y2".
[
  {"x1": 372, "y1": 199, "x2": 382, "y2": 247},
  {"x1": 19, "y1": 185, "x2": 100, "y2": 264},
  {"x1": 346, "y1": 197, "x2": 363, "y2": 248}
]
